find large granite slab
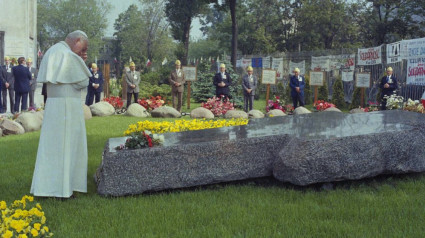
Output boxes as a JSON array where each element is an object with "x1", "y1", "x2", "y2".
[{"x1": 96, "y1": 110, "x2": 425, "y2": 196}]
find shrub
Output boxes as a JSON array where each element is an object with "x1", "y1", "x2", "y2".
[
  {"x1": 332, "y1": 75, "x2": 345, "y2": 109},
  {"x1": 349, "y1": 87, "x2": 364, "y2": 109},
  {"x1": 304, "y1": 74, "x2": 312, "y2": 105},
  {"x1": 318, "y1": 78, "x2": 328, "y2": 101},
  {"x1": 192, "y1": 62, "x2": 216, "y2": 103}
]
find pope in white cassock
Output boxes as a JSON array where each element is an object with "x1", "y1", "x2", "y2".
[{"x1": 31, "y1": 30, "x2": 92, "y2": 198}]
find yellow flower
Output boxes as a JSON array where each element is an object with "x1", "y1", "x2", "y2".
[
  {"x1": 41, "y1": 215, "x2": 46, "y2": 224},
  {"x1": 36, "y1": 203, "x2": 42, "y2": 210},
  {"x1": 34, "y1": 223, "x2": 41, "y2": 231},
  {"x1": 3, "y1": 230, "x2": 13, "y2": 238},
  {"x1": 18, "y1": 234, "x2": 28, "y2": 238},
  {"x1": 31, "y1": 228, "x2": 39, "y2": 237},
  {"x1": 43, "y1": 226, "x2": 49, "y2": 232},
  {"x1": 0, "y1": 201, "x2": 6, "y2": 210}
]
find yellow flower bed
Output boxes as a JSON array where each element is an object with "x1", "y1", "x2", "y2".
[
  {"x1": 124, "y1": 118, "x2": 249, "y2": 135},
  {"x1": 0, "y1": 196, "x2": 53, "y2": 237}
]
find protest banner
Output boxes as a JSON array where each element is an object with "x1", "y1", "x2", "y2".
[
  {"x1": 357, "y1": 45, "x2": 382, "y2": 65},
  {"x1": 407, "y1": 57, "x2": 425, "y2": 86},
  {"x1": 311, "y1": 56, "x2": 330, "y2": 71},
  {"x1": 272, "y1": 58, "x2": 284, "y2": 80},
  {"x1": 289, "y1": 60, "x2": 306, "y2": 75},
  {"x1": 387, "y1": 41, "x2": 402, "y2": 63}
]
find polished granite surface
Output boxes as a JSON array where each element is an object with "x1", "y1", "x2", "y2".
[{"x1": 108, "y1": 111, "x2": 423, "y2": 152}]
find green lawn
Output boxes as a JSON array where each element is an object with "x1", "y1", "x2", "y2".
[{"x1": 1, "y1": 115, "x2": 425, "y2": 237}]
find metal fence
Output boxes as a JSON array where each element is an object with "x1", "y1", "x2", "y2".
[{"x1": 234, "y1": 45, "x2": 425, "y2": 103}]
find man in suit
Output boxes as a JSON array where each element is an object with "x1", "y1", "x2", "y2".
[
  {"x1": 125, "y1": 61, "x2": 140, "y2": 108},
  {"x1": 242, "y1": 66, "x2": 258, "y2": 112},
  {"x1": 213, "y1": 63, "x2": 232, "y2": 100},
  {"x1": 289, "y1": 67, "x2": 305, "y2": 109},
  {"x1": 2, "y1": 56, "x2": 15, "y2": 113},
  {"x1": 12, "y1": 57, "x2": 31, "y2": 112},
  {"x1": 26, "y1": 57, "x2": 38, "y2": 108},
  {"x1": 379, "y1": 67, "x2": 398, "y2": 110},
  {"x1": 169, "y1": 60, "x2": 185, "y2": 112},
  {"x1": 85, "y1": 63, "x2": 104, "y2": 106}
]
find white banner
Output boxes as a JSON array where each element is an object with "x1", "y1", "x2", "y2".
[
  {"x1": 289, "y1": 60, "x2": 306, "y2": 75},
  {"x1": 236, "y1": 59, "x2": 242, "y2": 68},
  {"x1": 262, "y1": 56, "x2": 271, "y2": 69},
  {"x1": 311, "y1": 56, "x2": 330, "y2": 71},
  {"x1": 329, "y1": 54, "x2": 355, "y2": 71},
  {"x1": 272, "y1": 57, "x2": 284, "y2": 80},
  {"x1": 387, "y1": 41, "x2": 402, "y2": 63},
  {"x1": 241, "y1": 58, "x2": 251, "y2": 69},
  {"x1": 357, "y1": 45, "x2": 382, "y2": 65},
  {"x1": 342, "y1": 71, "x2": 354, "y2": 82},
  {"x1": 402, "y1": 37, "x2": 425, "y2": 59},
  {"x1": 407, "y1": 57, "x2": 425, "y2": 86}
]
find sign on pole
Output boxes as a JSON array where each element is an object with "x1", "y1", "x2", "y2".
[
  {"x1": 310, "y1": 71, "x2": 325, "y2": 103},
  {"x1": 356, "y1": 72, "x2": 371, "y2": 108},
  {"x1": 262, "y1": 69, "x2": 277, "y2": 107},
  {"x1": 182, "y1": 66, "x2": 197, "y2": 109}
]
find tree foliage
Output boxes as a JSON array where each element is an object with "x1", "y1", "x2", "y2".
[
  {"x1": 331, "y1": 75, "x2": 345, "y2": 108},
  {"x1": 37, "y1": 0, "x2": 111, "y2": 62},
  {"x1": 113, "y1": 2, "x2": 175, "y2": 70}
]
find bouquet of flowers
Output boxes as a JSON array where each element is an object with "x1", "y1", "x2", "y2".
[
  {"x1": 383, "y1": 94, "x2": 404, "y2": 110},
  {"x1": 103, "y1": 96, "x2": 124, "y2": 110},
  {"x1": 116, "y1": 130, "x2": 164, "y2": 150},
  {"x1": 403, "y1": 98, "x2": 424, "y2": 113},
  {"x1": 138, "y1": 96, "x2": 165, "y2": 111},
  {"x1": 0, "y1": 195, "x2": 53, "y2": 237},
  {"x1": 313, "y1": 100, "x2": 336, "y2": 111},
  {"x1": 266, "y1": 96, "x2": 286, "y2": 113},
  {"x1": 202, "y1": 96, "x2": 235, "y2": 117}
]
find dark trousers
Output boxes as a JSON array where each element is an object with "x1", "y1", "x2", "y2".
[
  {"x1": 172, "y1": 91, "x2": 183, "y2": 112},
  {"x1": 2, "y1": 88, "x2": 15, "y2": 113},
  {"x1": 14, "y1": 91, "x2": 28, "y2": 112},
  {"x1": 86, "y1": 91, "x2": 101, "y2": 106},
  {"x1": 29, "y1": 89, "x2": 36, "y2": 108},
  {"x1": 244, "y1": 95, "x2": 254, "y2": 112},
  {"x1": 292, "y1": 94, "x2": 305, "y2": 109},
  {"x1": 127, "y1": 92, "x2": 139, "y2": 108}
]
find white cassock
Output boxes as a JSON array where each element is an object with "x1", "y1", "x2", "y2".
[{"x1": 31, "y1": 41, "x2": 92, "y2": 198}]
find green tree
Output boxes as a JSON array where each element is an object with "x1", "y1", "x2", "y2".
[
  {"x1": 331, "y1": 75, "x2": 346, "y2": 108},
  {"x1": 113, "y1": 3, "x2": 176, "y2": 71},
  {"x1": 37, "y1": 0, "x2": 111, "y2": 62},
  {"x1": 165, "y1": 0, "x2": 212, "y2": 65},
  {"x1": 349, "y1": 87, "x2": 364, "y2": 109},
  {"x1": 192, "y1": 62, "x2": 216, "y2": 103},
  {"x1": 352, "y1": 0, "x2": 425, "y2": 46},
  {"x1": 304, "y1": 74, "x2": 312, "y2": 105},
  {"x1": 318, "y1": 79, "x2": 329, "y2": 101}
]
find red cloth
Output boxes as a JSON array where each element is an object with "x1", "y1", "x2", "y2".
[{"x1": 422, "y1": 99, "x2": 425, "y2": 108}]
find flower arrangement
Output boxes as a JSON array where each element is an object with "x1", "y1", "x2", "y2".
[
  {"x1": 137, "y1": 96, "x2": 166, "y2": 111},
  {"x1": 313, "y1": 100, "x2": 336, "y2": 111},
  {"x1": 201, "y1": 96, "x2": 235, "y2": 117},
  {"x1": 116, "y1": 130, "x2": 163, "y2": 150},
  {"x1": 403, "y1": 98, "x2": 424, "y2": 113},
  {"x1": 0, "y1": 195, "x2": 53, "y2": 237},
  {"x1": 266, "y1": 96, "x2": 286, "y2": 113},
  {"x1": 108, "y1": 77, "x2": 122, "y2": 97},
  {"x1": 103, "y1": 96, "x2": 124, "y2": 110},
  {"x1": 124, "y1": 118, "x2": 249, "y2": 135},
  {"x1": 383, "y1": 94, "x2": 404, "y2": 110}
]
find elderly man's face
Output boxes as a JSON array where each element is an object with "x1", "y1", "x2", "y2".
[
  {"x1": 5, "y1": 60, "x2": 10, "y2": 65},
  {"x1": 175, "y1": 64, "x2": 181, "y2": 70},
  {"x1": 294, "y1": 71, "x2": 299, "y2": 77},
  {"x1": 130, "y1": 66, "x2": 135, "y2": 71},
  {"x1": 220, "y1": 67, "x2": 225, "y2": 73},
  {"x1": 387, "y1": 70, "x2": 393, "y2": 76},
  {"x1": 26, "y1": 62, "x2": 32, "y2": 67},
  {"x1": 71, "y1": 38, "x2": 88, "y2": 61},
  {"x1": 248, "y1": 70, "x2": 253, "y2": 75}
]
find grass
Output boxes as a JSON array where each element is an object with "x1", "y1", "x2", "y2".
[{"x1": 1, "y1": 115, "x2": 425, "y2": 237}]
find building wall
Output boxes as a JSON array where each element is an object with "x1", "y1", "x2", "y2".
[{"x1": 0, "y1": 0, "x2": 37, "y2": 65}]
